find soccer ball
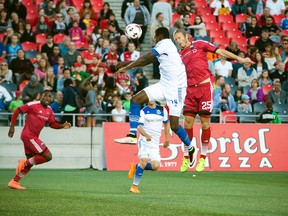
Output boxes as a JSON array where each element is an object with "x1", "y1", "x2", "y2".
[{"x1": 125, "y1": 23, "x2": 142, "y2": 40}]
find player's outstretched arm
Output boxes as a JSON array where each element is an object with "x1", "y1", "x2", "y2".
[
  {"x1": 49, "y1": 121, "x2": 71, "y2": 129},
  {"x1": 115, "y1": 52, "x2": 156, "y2": 74},
  {"x1": 163, "y1": 122, "x2": 170, "y2": 148},
  {"x1": 138, "y1": 124, "x2": 152, "y2": 142},
  {"x1": 8, "y1": 108, "x2": 21, "y2": 138},
  {"x1": 216, "y1": 49, "x2": 254, "y2": 64}
]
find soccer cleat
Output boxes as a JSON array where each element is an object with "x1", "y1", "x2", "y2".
[
  {"x1": 196, "y1": 158, "x2": 206, "y2": 172},
  {"x1": 130, "y1": 185, "x2": 140, "y2": 193},
  {"x1": 128, "y1": 162, "x2": 136, "y2": 180},
  {"x1": 180, "y1": 157, "x2": 189, "y2": 173},
  {"x1": 16, "y1": 158, "x2": 26, "y2": 175},
  {"x1": 8, "y1": 179, "x2": 25, "y2": 190},
  {"x1": 188, "y1": 147, "x2": 196, "y2": 167},
  {"x1": 114, "y1": 133, "x2": 137, "y2": 144}
]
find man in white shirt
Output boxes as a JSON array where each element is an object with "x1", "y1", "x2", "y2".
[
  {"x1": 266, "y1": 0, "x2": 286, "y2": 15},
  {"x1": 151, "y1": 0, "x2": 172, "y2": 27},
  {"x1": 215, "y1": 55, "x2": 233, "y2": 77}
]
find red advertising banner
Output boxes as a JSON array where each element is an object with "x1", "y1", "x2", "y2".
[{"x1": 104, "y1": 123, "x2": 288, "y2": 171}]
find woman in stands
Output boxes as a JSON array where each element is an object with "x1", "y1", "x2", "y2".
[
  {"x1": 36, "y1": 15, "x2": 50, "y2": 34},
  {"x1": 79, "y1": 0, "x2": 96, "y2": 20},
  {"x1": 0, "y1": 61, "x2": 13, "y2": 84},
  {"x1": 0, "y1": 9, "x2": 11, "y2": 33},
  {"x1": 263, "y1": 44, "x2": 282, "y2": 72},
  {"x1": 99, "y1": 2, "x2": 114, "y2": 24},
  {"x1": 35, "y1": 58, "x2": 50, "y2": 81},
  {"x1": 231, "y1": 0, "x2": 247, "y2": 18},
  {"x1": 252, "y1": 51, "x2": 269, "y2": 76},
  {"x1": 75, "y1": 54, "x2": 87, "y2": 72},
  {"x1": 188, "y1": 15, "x2": 207, "y2": 39},
  {"x1": 245, "y1": 16, "x2": 261, "y2": 39},
  {"x1": 41, "y1": 67, "x2": 57, "y2": 93},
  {"x1": 258, "y1": 69, "x2": 272, "y2": 87}
]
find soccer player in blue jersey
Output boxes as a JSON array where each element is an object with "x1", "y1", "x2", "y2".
[{"x1": 128, "y1": 101, "x2": 170, "y2": 193}]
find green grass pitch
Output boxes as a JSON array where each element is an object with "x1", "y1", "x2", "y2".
[{"x1": 0, "y1": 170, "x2": 287, "y2": 216}]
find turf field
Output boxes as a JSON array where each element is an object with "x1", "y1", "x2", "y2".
[{"x1": 0, "y1": 170, "x2": 287, "y2": 216}]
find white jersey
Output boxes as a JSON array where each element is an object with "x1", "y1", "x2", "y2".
[
  {"x1": 138, "y1": 105, "x2": 169, "y2": 145},
  {"x1": 152, "y1": 39, "x2": 187, "y2": 88}
]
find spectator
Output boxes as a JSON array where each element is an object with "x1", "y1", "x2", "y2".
[
  {"x1": 9, "y1": 0, "x2": 27, "y2": 20},
  {"x1": 95, "y1": 37, "x2": 104, "y2": 56},
  {"x1": 247, "y1": 78, "x2": 264, "y2": 104},
  {"x1": 102, "y1": 42, "x2": 120, "y2": 69},
  {"x1": 237, "y1": 94, "x2": 253, "y2": 113},
  {"x1": 50, "y1": 91, "x2": 63, "y2": 122},
  {"x1": 82, "y1": 44, "x2": 98, "y2": 72},
  {"x1": 280, "y1": 10, "x2": 288, "y2": 30},
  {"x1": 8, "y1": 91, "x2": 23, "y2": 112},
  {"x1": 234, "y1": 89, "x2": 243, "y2": 104},
  {"x1": 246, "y1": 16, "x2": 261, "y2": 39},
  {"x1": 79, "y1": 0, "x2": 96, "y2": 20},
  {"x1": 63, "y1": 41, "x2": 81, "y2": 67},
  {"x1": 121, "y1": 0, "x2": 134, "y2": 20},
  {"x1": 117, "y1": 35, "x2": 128, "y2": 55},
  {"x1": 71, "y1": 62, "x2": 90, "y2": 83},
  {"x1": 10, "y1": 12, "x2": 21, "y2": 33},
  {"x1": 263, "y1": 44, "x2": 281, "y2": 71},
  {"x1": 48, "y1": 45, "x2": 61, "y2": 66},
  {"x1": 253, "y1": 51, "x2": 269, "y2": 76},
  {"x1": 259, "y1": 7, "x2": 276, "y2": 27},
  {"x1": 240, "y1": 15, "x2": 252, "y2": 34},
  {"x1": 0, "y1": 9, "x2": 11, "y2": 33},
  {"x1": 53, "y1": 56, "x2": 65, "y2": 77},
  {"x1": 189, "y1": 15, "x2": 207, "y2": 39},
  {"x1": 226, "y1": 41, "x2": 241, "y2": 58},
  {"x1": 232, "y1": 51, "x2": 246, "y2": 79},
  {"x1": 36, "y1": 15, "x2": 50, "y2": 34},
  {"x1": 21, "y1": 75, "x2": 44, "y2": 104},
  {"x1": 150, "y1": 12, "x2": 166, "y2": 46},
  {"x1": 91, "y1": 26, "x2": 102, "y2": 45},
  {"x1": 69, "y1": 20, "x2": 83, "y2": 44},
  {"x1": 122, "y1": 92, "x2": 132, "y2": 112},
  {"x1": 214, "y1": 83, "x2": 237, "y2": 112},
  {"x1": 99, "y1": 2, "x2": 114, "y2": 24},
  {"x1": 44, "y1": 0, "x2": 56, "y2": 19},
  {"x1": 215, "y1": 55, "x2": 233, "y2": 78},
  {"x1": 254, "y1": 29, "x2": 273, "y2": 53},
  {"x1": 6, "y1": 33, "x2": 21, "y2": 63},
  {"x1": 108, "y1": 23, "x2": 124, "y2": 42},
  {"x1": 16, "y1": 20, "x2": 25, "y2": 38},
  {"x1": 238, "y1": 62, "x2": 258, "y2": 87},
  {"x1": 151, "y1": 0, "x2": 172, "y2": 27},
  {"x1": 111, "y1": 99, "x2": 126, "y2": 122},
  {"x1": 20, "y1": 22, "x2": 35, "y2": 43},
  {"x1": 83, "y1": 81, "x2": 98, "y2": 127},
  {"x1": 64, "y1": 7, "x2": 75, "y2": 25},
  {"x1": 211, "y1": 0, "x2": 231, "y2": 18},
  {"x1": 82, "y1": 12, "x2": 94, "y2": 28},
  {"x1": 108, "y1": 13, "x2": 121, "y2": 33},
  {"x1": 133, "y1": 68, "x2": 148, "y2": 94},
  {"x1": 101, "y1": 28, "x2": 110, "y2": 41},
  {"x1": 41, "y1": 67, "x2": 57, "y2": 92},
  {"x1": 57, "y1": 67, "x2": 73, "y2": 92},
  {"x1": 35, "y1": 58, "x2": 50, "y2": 81},
  {"x1": 51, "y1": 13, "x2": 69, "y2": 35},
  {"x1": 261, "y1": 16, "x2": 281, "y2": 44},
  {"x1": 247, "y1": 0, "x2": 265, "y2": 16},
  {"x1": 258, "y1": 101, "x2": 281, "y2": 123},
  {"x1": 214, "y1": 75, "x2": 225, "y2": 96},
  {"x1": 176, "y1": 0, "x2": 195, "y2": 15},
  {"x1": 258, "y1": 69, "x2": 273, "y2": 87},
  {"x1": 96, "y1": 93, "x2": 107, "y2": 112},
  {"x1": 116, "y1": 75, "x2": 132, "y2": 97},
  {"x1": 68, "y1": 13, "x2": 86, "y2": 34},
  {"x1": 270, "y1": 61, "x2": 288, "y2": 84},
  {"x1": 267, "y1": 80, "x2": 287, "y2": 103},
  {"x1": 41, "y1": 33, "x2": 57, "y2": 60},
  {"x1": 59, "y1": 36, "x2": 71, "y2": 56},
  {"x1": 182, "y1": 13, "x2": 193, "y2": 36},
  {"x1": 94, "y1": 62, "x2": 108, "y2": 90},
  {"x1": 266, "y1": 0, "x2": 285, "y2": 16},
  {"x1": 0, "y1": 85, "x2": 12, "y2": 110},
  {"x1": 88, "y1": 55, "x2": 101, "y2": 75},
  {"x1": 231, "y1": 0, "x2": 247, "y2": 18},
  {"x1": 124, "y1": 0, "x2": 150, "y2": 49},
  {"x1": 0, "y1": 61, "x2": 13, "y2": 84}
]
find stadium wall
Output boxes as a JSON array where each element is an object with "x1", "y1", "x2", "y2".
[{"x1": 0, "y1": 127, "x2": 106, "y2": 170}]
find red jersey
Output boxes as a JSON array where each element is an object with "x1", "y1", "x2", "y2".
[
  {"x1": 19, "y1": 101, "x2": 56, "y2": 139},
  {"x1": 179, "y1": 40, "x2": 217, "y2": 86},
  {"x1": 82, "y1": 51, "x2": 101, "y2": 73}
]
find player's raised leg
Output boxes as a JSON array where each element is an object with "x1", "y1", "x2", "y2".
[{"x1": 114, "y1": 90, "x2": 149, "y2": 144}]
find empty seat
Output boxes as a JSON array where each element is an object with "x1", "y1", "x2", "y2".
[
  {"x1": 221, "y1": 111, "x2": 237, "y2": 123},
  {"x1": 21, "y1": 42, "x2": 37, "y2": 51},
  {"x1": 272, "y1": 103, "x2": 288, "y2": 114},
  {"x1": 253, "y1": 102, "x2": 266, "y2": 114},
  {"x1": 238, "y1": 112, "x2": 257, "y2": 123}
]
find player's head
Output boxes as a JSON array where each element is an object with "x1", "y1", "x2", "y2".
[
  {"x1": 41, "y1": 90, "x2": 53, "y2": 107},
  {"x1": 148, "y1": 101, "x2": 156, "y2": 107},
  {"x1": 173, "y1": 28, "x2": 190, "y2": 50},
  {"x1": 154, "y1": 27, "x2": 169, "y2": 43}
]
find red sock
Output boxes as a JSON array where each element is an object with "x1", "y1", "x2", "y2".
[
  {"x1": 201, "y1": 127, "x2": 211, "y2": 158},
  {"x1": 25, "y1": 155, "x2": 47, "y2": 166},
  {"x1": 14, "y1": 165, "x2": 33, "y2": 182}
]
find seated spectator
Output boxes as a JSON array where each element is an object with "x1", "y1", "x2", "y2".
[
  {"x1": 53, "y1": 56, "x2": 65, "y2": 77},
  {"x1": 237, "y1": 94, "x2": 252, "y2": 113},
  {"x1": 252, "y1": 51, "x2": 269, "y2": 77},
  {"x1": 122, "y1": 92, "x2": 132, "y2": 112},
  {"x1": 111, "y1": 99, "x2": 126, "y2": 122},
  {"x1": 51, "y1": 13, "x2": 69, "y2": 35},
  {"x1": 214, "y1": 75, "x2": 225, "y2": 96},
  {"x1": 237, "y1": 62, "x2": 258, "y2": 87},
  {"x1": 215, "y1": 55, "x2": 233, "y2": 78},
  {"x1": 108, "y1": 23, "x2": 124, "y2": 42},
  {"x1": 68, "y1": 13, "x2": 87, "y2": 34},
  {"x1": 44, "y1": 0, "x2": 56, "y2": 20},
  {"x1": 94, "y1": 62, "x2": 108, "y2": 90},
  {"x1": 65, "y1": 7, "x2": 76, "y2": 25},
  {"x1": 102, "y1": 42, "x2": 120, "y2": 71},
  {"x1": 0, "y1": 9, "x2": 11, "y2": 33},
  {"x1": 117, "y1": 35, "x2": 128, "y2": 56},
  {"x1": 8, "y1": 91, "x2": 23, "y2": 112},
  {"x1": 49, "y1": 45, "x2": 61, "y2": 66},
  {"x1": 258, "y1": 101, "x2": 281, "y2": 124},
  {"x1": 82, "y1": 12, "x2": 94, "y2": 28},
  {"x1": 189, "y1": 15, "x2": 207, "y2": 38},
  {"x1": 247, "y1": 45, "x2": 259, "y2": 62},
  {"x1": 41, "y1": 67, "x2": 57, "y2": 92},
  {"x1": 247, "y1": 79, "x2": 264, "y2": 104},
  {"x1": 95, "y1": 93, "x2": 107, "y2": 111},
  {"x1": 83, "y1": 44, "x2": 99, "y2": 73},
  {"x1": 234, "y1": 89, "x2": 243, "y2": 104},
  {"x1": 267, "y1": 80, "x2": 287, "y2": 104},
  {"x1": 57, "y1": 67, "x2": 73, "y2": 92},
  {"x1": 95, "y1": 37, "x2": 105, "y2": 56},
  {"x1": 211, "y1": 0, "x2": 231, "y2": 18},
  {"x1": 280, "y1": 10, "x2": 288, "y2": 31},
  {"x1": 91, "y1": 27, "x2": 102, "y2": 46},
  {"x1": 120, "y1": 42, "x2": 141, "y2": 77},
  {"x1": 50, "y1": 91, "x2": 63, "y2": 122},
  {"x1": 10, "y1": 12, "x2": 22, "y2": 33},
  {"x1": 258, "y1": 69, "x2": 273, "y2": 87},
  {"x1": 259, "y1": 7, "x2": 276, "y2": 27},
  {"x1": 63, "y1": 41, "x2": 81, "y2": 67},
  {"x1": 213, "y1": 84, "x2": 237, "y2": 112},
  {"x1": 88, "y1": 55, "x2": 101, "y2": 74},
  {"x1": 176, "y1": 0, "x2": 195, "y2": 15},
  {"x1": 254, "y1": 29, "x2": 273, "y2": 53},
  {"x1": 116, "y1": 75, "x2": 132, "y2": 97},
  {"x1": 232, "y1": 51, "x2": 246, "y2": 79},
  {"x1": 133, "y1": 68, "x2": 148, "y2": 94},
  {"x1": 36, "y1": 15, "x2": 50, "y2": 34},
  {"x1": 21, "y1": 75, "x2": 44, "y2": 104},
  {"x1": 69, "y1": 20, "x2": 83, "y2": 44},
  {"x1": 0, "y1": 85, "x2": 12, "y2": 110},
  {"x1": 99, "y1": 2, "x2": 114, "y2": 24},
  {"x1": 182, "y1": 13, "x2": 193, "y2": 36},
  {"x1": 20, "y1": 22, "x2": 35, "y2": 43},
  {"x1": 79, "y1": 0, "x2": 96, "y2": 20},
  {"x1": 226, "y1": 42, "x2": 241, "y2": 59},
  {"x1": 106, "y1": 94, "x2": 119, "y2": 114},
  {"x1": 266, "y1": 0, "x2": 285, "y2": 16},
  {"x1": 246, "y1": 16, "x2": 261, "y2": 39},
  {"x1": 264, "y1": 44, "x2": 282, "y2": 71},
  {"x1": 240, "y1": 15, "x2": 251, "y2": 35},
  {"x1": 41, "y1": 33, "x2": 57, "y2": 60},
  {"x1": 0, "y1": 61, "x2": 13, "y2": 84},
  {"x1": 6, "y1": 33, "x2": 21, "y2": 63},
  {"x1": 75, "y1": 54, "x2": 87, "y2": 72},
  {"x1": 261, "y1": 16, "x2": 281, "y2": 44},
  {"x1": 71, "y1": 62, "x2": 90, "y2": 83},
  {"x1": 108, "y1": 13, "x2": 121, "y2": 33},
  {"x1": 247, "y1": 0, "x2": 264, "y2": 16},
  {"x1": 59, "y1": 36, "x2": 71, "y2": 56},
  {"x1": 231, "y1": 0, "x2": 247, "y2": 18},
  {"x1": 16, "y1": 20, "x2": 26, "y2": 38},
  {"x1": 270, "y1": 61, "x2": 288, "y2": 84},
  {"x1": 35, "y1": 58, "x2": 50, "y2": 81}
]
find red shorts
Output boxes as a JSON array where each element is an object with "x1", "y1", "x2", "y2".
[
  {"x1": 184, "y1": 82, "x2": 213, "y2": 116},
  {"x1": 21, "y1": 137, "x2": 47, "y2": 156}
]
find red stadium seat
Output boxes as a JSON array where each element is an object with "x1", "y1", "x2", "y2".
[
  {"x1": 282, "y1": 30, "x2": 288, "y2": 37},
  {"x1": 212, "y1": 36, "x2": 230, "y2": 46},
  {"x1": 255, "y1": 14, "x2": 262, "y2": 24},
  {"x1": 74, "y1": 3, "x2": 83, "y2": 12},
  {"x1": 35, "y1": 0, "x2": 44, "y2": 5},
  {"x1": 86, "y1": 26, "x2": 95, "y2": 37},
  {"x1": 194, "y1": 0, "x2": 208, "y2": 7},
  {"x1": 0, "y1": 32, "x2": 6, "y2": 42},
  {"x1": 92, "y1": 2, "x2": 103, "y2": 13},
  {"x1": 38, "y1": 43, "x2": 44, "y2": 52},
  {"x1": 222, "y1": 22, "x2": 238, "y2": 31},
  {"x1": 100, "y1": 19, "x2": 109, "y2": 29},
  {"x1": 221, "y1": 111, "x2": 237, "y2": 123},
  {"x1": 231, "y1": 36, "x2": 247, "y2": 46},
  {"x1": 218, "y1": 14, "x2": 234, "y2": 24},
  {"x1": 19, "y1": 80, "x2": 29, "y2": 93},
  {"x1": 21, "y1": 42, "x2": 37, "y2": 51},
  {"x1": 196, "y1": 6, "x2": 212, "y2": 15},
  {"x1": 209, "y1": 29, "x2": 225, "y2": 39},
  {"x1": 238, "y1": 44, "x2": 247, "y2": 53},
  {"x1": 201, "y1": 13, "x2": 216, "y2": 23},
  {"x1": 76, "y1": 42, "x2": 89, "y2": 50},
  {"x1": 273, "y1": 14, "x2": 285, "y2": 25},
  {"x1": 205, "y1": 21, "x2": 220, "y2": 31},
  {"x1": 171, "y1": 13, "x2": 181, "y2": 27},
  {"x1": 25, "y1": 3, "x2": 37, "y2": 12},
  {"x1": 262, "y1": 85, "x2": 274, "y2": 95},
  {"x1": 226, "y1": 29, "x2": 242, "y2": 39},
  {"x1": 26, "y1": 11, "x2": 38, "y2": 27},
  {"x1": 189, "y1": 13, "x2": 196, "y2": 24},
  {"x1": 249, "y1": 36, "x2": 260, "y2": 45},
  {"x1": 235, "y1": 13, "x2": 247, "y2": 27},
  {"x1": 36, "y1": 34, "x2": 47, "y2": 44},
  {"x1": 53, "y1": 33, "x2": 66, "y2": 44}
]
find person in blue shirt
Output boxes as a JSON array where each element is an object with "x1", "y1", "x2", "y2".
[{"x1": 280, "y1": 10, "x2": 288, "y2": 31}]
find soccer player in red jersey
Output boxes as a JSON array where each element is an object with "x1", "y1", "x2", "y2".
[
  {"x1": 173, "y1": 29, "x2": 254, "y2": 172},
  {"x1": 7, "y1": 90, "x2": 71, "y2": 190}
]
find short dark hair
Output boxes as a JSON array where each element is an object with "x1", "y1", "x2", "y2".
[
  {"x1": 42, "y1": 90, "x2": 52, "y2": 96},
  {"x1": 155, "y1": 12, "x2": 163, "y2": 19},
  {"x1": 265, "y1": 101, "x2": 273, "y2": 109},
  {"x1": 155, "y1": 27, "x2": 169, "y2": 39}
]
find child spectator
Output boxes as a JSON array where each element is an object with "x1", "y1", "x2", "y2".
[
  {"x1": 116, "y1": 75, "x2": 132, "y2": 97},
  {"x1": 71, "y1": 62, "x2": 90, "y2": 83},
  {"x1": 258, "y1": 69, "x2": 273, "y2": 87},
  {"x1": 247, "y1": 79, "x2": 264, "y2": 105},
  {"x1": 8, "y1": 91, "x2": 23, "y2": 112},
  {"x1": 237, "y1": 94, "x2": 252, "y2": 113},
  {"x1": 41, "y1": 67, "x2": 57, "y2": 92},
  {"x1": 111, "y1": 99, "x2": 126, "y2": 122},
  {"x1": 20, "y1": 22, "x2": 35, "y2": 43},
  {"x1": 35, "y1": 58, "x2": 50, "y2": 81},
  {"x1": 280, "y1": 10, "x2": 288, "y2": 31},
  {"x1": 36, "y1": 15, "x2": 50, "y2": 34},
  {"x1": 69, "y1": 20, "x2": 83, "y2": 44},
  {"x1": 234, "y1": 89, "x2": 243, "y2": 104}
]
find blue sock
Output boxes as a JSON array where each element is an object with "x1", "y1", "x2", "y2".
[
  {"x1": 129, "y1": 103, "x2": 141, "y2": 135},
  {"x1": 175, "y1": 126, "x2": 193, "y2": 150},
  {"x1": 133, "y1": 164, "x2": 144, "y2": 186},
  {"x1": 145, "y1": 163, "x2": 152, "y2": 170}
]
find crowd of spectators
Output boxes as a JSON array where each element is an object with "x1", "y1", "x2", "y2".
[{"x1": 0, "y1": 0, "x2": 287, "y2": 126}]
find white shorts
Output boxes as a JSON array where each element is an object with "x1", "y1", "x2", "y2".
[
  {"x1": 144, "y1": 82, "x2": 186, "y2": 117},
  {"x1": 138, "y1": 139, "x2": 160, "y2": 162}
]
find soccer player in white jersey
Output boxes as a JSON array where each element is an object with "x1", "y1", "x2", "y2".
[
  {"x1": 128, "y1": 101, "x2": 170, "y2": 193},
  {"x1": 114, "y1": 27, "x2": 196, "y2": 165}
]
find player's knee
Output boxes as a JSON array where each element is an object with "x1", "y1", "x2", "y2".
[
  {"x1": 170, "y1": 123, "x2": 179, "y2": 132},
  {"x1": 45, "y1": 152, "x2": 53, "y2": 162},
  {"x1": 152, "y1": 162, "x2": 160, "y2": 170},
  {"x1": 201, "y1": 122, "x2": 210, "y2": 130}
]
